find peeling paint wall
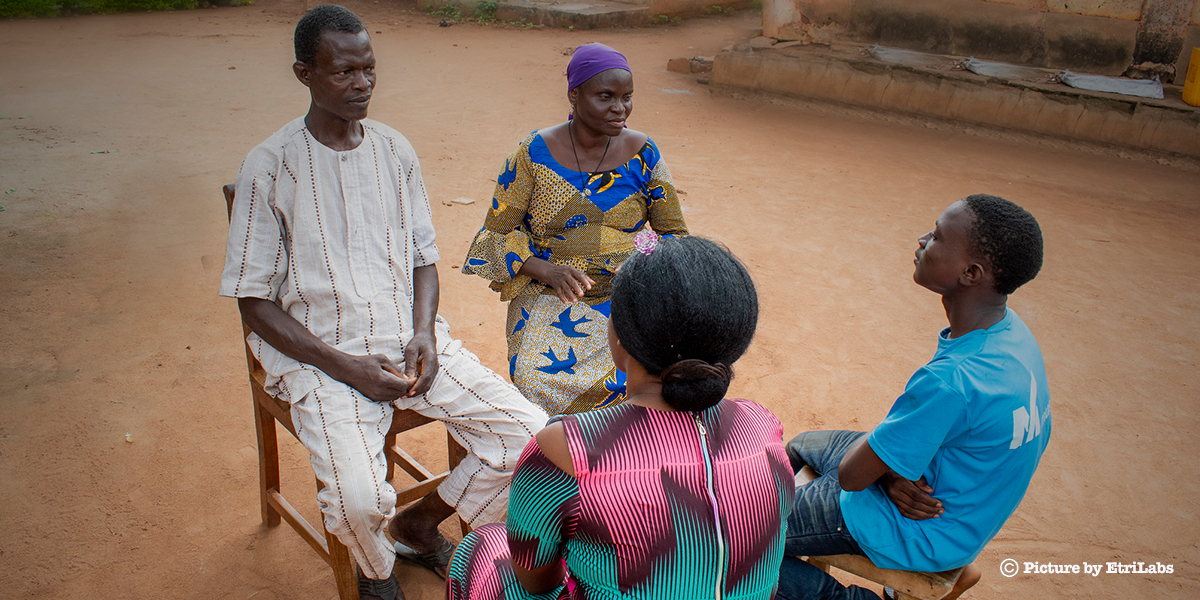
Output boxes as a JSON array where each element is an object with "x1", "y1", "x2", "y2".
[
  {"x1": 1132, "y1": 0, "x2": 1193, "y2": 67},
  {"x1": 763, "y1": 0, "x2": 1200, "y2": 81}
]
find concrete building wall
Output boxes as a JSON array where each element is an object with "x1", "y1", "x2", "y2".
[
  {"x1": 1187, "y1": 0, "x2": 1200, "y2": 80},
  {"x1": 1045, "y1": 0, "x2": 1144, "y2": 20},
  {"x1": 764, "y1": 0, "x2": 1200, "y2": 80}
]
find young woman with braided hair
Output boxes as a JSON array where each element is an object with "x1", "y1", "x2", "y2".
[{"x1": 448, "y1": 234, "x2": 795, "y2": 599}]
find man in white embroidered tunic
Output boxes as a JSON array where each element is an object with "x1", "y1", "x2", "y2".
[{"x1": 219, "y1": 6, "x2": 547, "y2": 599}]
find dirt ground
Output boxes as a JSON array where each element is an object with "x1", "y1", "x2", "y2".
[{"x1": 1, "y1": 1, "x2": 1198, "y2": 598}]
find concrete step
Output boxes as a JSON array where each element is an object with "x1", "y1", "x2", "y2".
[
  {"x1": 709, "y1": 42, "x2": 1200, "y2": 158},
  {"x1": 495, "y1": 0, "x2": 650, "y2": 29}
]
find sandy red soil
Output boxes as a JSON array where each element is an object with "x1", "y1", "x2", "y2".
[{"x1": 1, "y1": 1, "x2": 1198, "y2": 598}]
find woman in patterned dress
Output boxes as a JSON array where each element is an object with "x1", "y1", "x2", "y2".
[
  {"x1": 448, "y1": 236, "x2": 795, "y2": 600},
  {"x1": 461, "y1": 43, "x2": 688, "y2": 416}
]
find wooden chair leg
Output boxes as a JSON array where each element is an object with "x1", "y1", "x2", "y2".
[
  {"x1": 385, "y1": 430, "x2": 398, "y2": 482},
  {"x1": 253, "y1": 397, "x2": 282, "y2": 527},
  {"x1": 446, "y1": 430, "x2": 473, "y2": 536},
  {"x1": 328, "y1": 527, "x2": 361, "y2": 600},
  {"x1": 315, "y1": 476, "x2": 362, "y2": 600},
  {"x1": 447, "y1": 429, "x2": 467, "y2": 470}
]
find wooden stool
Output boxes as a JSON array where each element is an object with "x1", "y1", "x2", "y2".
[
  {"x1": 794, "y1": 466, "x2": 970, "y2": 600},
  {"x1": 804, "y1": 554, "x2": 965, "y2": 600},
  {"x1": 225, "y1": 184, "x2": 468, "y2": 600}
]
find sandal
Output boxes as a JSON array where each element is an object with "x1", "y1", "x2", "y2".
[
  {"x1": 393, "y1": 537, "x2": 457, "y2": 579},
  {"x1": 357, "y1": 570, "x2": 402, "y2": 600}
]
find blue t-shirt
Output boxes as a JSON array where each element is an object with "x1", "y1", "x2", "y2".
[{"x1": 840, "y1": 309, "x2": 1052, "y2": 572}]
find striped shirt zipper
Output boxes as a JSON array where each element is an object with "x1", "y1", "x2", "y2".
[{"x1": 695, "y1": 413, "x2": 724, "y2": 600}]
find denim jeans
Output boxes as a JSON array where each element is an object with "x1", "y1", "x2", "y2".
[
  {"x1": 777, "y1": 557, "x2": 882, "y2": 600},
  {"x1": 778, "y1": 430, "x2": 882, "y2": 600}
]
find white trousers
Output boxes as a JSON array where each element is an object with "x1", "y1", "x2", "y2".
[{"x1": 288, "y1": 344, "x2": 547, "y2": 579}]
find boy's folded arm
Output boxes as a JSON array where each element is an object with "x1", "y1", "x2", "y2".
[
  {"x1": 840, "y1": 437, "x2": 945, "y2": 520},
  {"x1": 838, "y1": 437, "x2": 891, "y2": 492}
]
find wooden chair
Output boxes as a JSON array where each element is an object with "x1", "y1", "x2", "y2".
[
  {"x1": 794, "y1": 467, "x2": 972, "y2": 600},
  {"x1": 224, "y1": 184, "x2": 469, "y2": 600}
]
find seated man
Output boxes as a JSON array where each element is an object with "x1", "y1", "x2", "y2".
[
  {"x1": 778, "y1": 194, "x2": 1051, "y2": 600},
  {"x1": 219, "y1": 6, "x2": 547, "y2": 600}
]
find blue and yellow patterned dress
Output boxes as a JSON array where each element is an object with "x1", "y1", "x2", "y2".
[{"x1": 461, "y1": 132, "x2": 688, "y2": 415}]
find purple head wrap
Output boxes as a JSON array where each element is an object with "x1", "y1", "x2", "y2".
[{"x1": 566, "y1": 43, "x2": 631, "y2": 92}]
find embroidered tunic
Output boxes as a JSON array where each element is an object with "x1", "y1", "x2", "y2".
[
  {"x1": 220, "y1": 117, "x2": 547, "y2": 577},
  {"x1": 220, "y1": 116, "x2": 441, "y2": 403}
]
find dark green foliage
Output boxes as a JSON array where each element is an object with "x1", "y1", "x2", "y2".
[
  {"x1": 425, "y1": 1, "x2": 461, "y2": 20},
  {"x1": 1, "y1": 0, "x2": 196, "y2": 18},
  {"x1": 474, "y1": 0, "x2": 495, "y2": 21}
]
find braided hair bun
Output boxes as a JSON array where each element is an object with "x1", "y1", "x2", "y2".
[{"x1": 611, "y1": 236, "x2": 758, "y2": 412}]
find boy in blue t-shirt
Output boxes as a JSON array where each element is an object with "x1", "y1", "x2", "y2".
[{"x1": 777, "y1": 194, "x2": 1051, "y2": 600}]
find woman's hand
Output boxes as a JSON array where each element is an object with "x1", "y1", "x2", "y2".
[{"x1": 519, "y1": 258, "x2": 594, "y2": 304}]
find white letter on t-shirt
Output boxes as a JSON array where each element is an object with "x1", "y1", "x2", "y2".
[
  {"x1": 1011, "y1": 407, "x2": 1029, "y2": 450},
  {"x1": 1025, "y1": 372, "x2": 1040, "y2": 443},
  {"x1": 1010, "y1": 372, "x2": 1040, "y2": 450}
]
